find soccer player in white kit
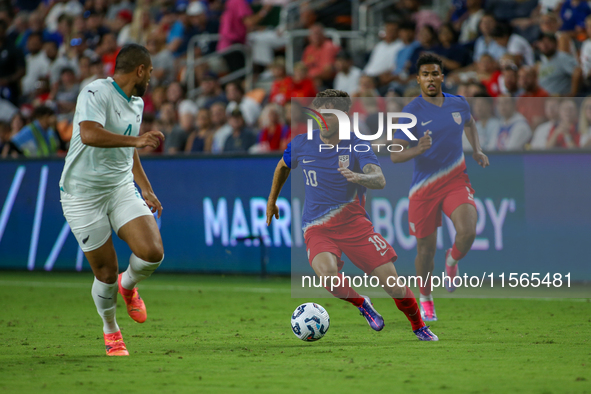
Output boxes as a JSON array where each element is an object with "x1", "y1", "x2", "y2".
[{"x1": 59, "y1": 44, "x2": 165, "y2": 356}]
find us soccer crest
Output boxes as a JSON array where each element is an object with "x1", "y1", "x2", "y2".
[
  {"x1": 338, "y1": 155, "x2": 349, "y2": 169},
  {"x1": 452, "y1": 112, "x2": 462, "y2": 125}
]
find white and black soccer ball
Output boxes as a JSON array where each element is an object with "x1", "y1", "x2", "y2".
[{"x1": 290, "y1": 303, "x2": 330, "y2": 341}]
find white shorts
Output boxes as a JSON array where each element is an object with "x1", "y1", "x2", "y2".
[{"x1": 60, "y1": 182, "x2": 154, "y2": 252}]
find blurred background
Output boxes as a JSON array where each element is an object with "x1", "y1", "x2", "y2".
[{"x1": 0, "y1": 0, "x2": 589, "y2": 281}]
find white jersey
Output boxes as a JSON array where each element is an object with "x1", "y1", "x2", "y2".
[{"x1": 59, "y1": 77, "x2": 144, "y2": 197}]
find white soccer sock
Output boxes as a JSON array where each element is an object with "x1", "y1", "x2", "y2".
[
  {"x1": 446, "y1": 253, "x2": 458, "y2": 267},
  {"x1": 419, "y1": 293, "x2": 433, "y2": 303},
  {"x1": 91, "y1": 278, "x2": 119, "y2": 334},
  {"x1": 120, "y1": 254, "x2": 163, "y2": 291}
]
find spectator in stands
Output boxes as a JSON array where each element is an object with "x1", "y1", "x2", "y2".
[
  {"x1": 578, "y1": 96, "x2": 591, "y2": 148},
  {"x1": 382, "y1": 21, "x2": 419, "y2": 93},
  {"x1": 0, "y1": 121, "x2": 13, "y2": 158},
  {"x1": 52, "y1": 67, "x2": 79, "y2": 115},
  {"x1": 225, "y1": 81, "x2": 261, "y2": 127},
  {"x1": 10, "y1": 105, "x2": 59, "y2": 157},
  {"x1": 516, "y1": 66, "x2": 549, "y2": 130},
  {"x1": 0, "y1": 97, "x2": 18, "y2": 123},
  {"x1": 166, "y1": 102, "x2": 195, "y2": 154},
  {"x1": 498, "y1": 60, "x2": 521, "y2": 97},
  {"x1": 168, "y1": 1, "x2": 217, "y2": 58},
  {"x1": 486, "y1": 0, "x2": 538, "y2": 25},
  {"x1": 530, "y1": 96, "x2": 561, "y2": 149},
  {"x1": 223, "y1": 108, "x2": 256, "y2": 153},
  {"x1": 537, "y1": 32, "x2": 582, "y2": 96},
  {"x1": 196, "y1": 72, "x2": 227, "y2": 109},
  {"x1": 80, "y1": 55, "x2": 104, "y2": 88},
  {"x1": 96, "y1": 32, "x2": 119, "y2": 76},
  {"x1": 210, "y1": 101, "x2": 232, "y2": 153},
  {"x1": 291, "y1": 62, "x2": 317, "y2": 98},
  {"x1": 492, "y1": 96, "x2": 532, "y2": 151},
  {"x1": 269, "y1": 57, "x2": 293, "y2": 106},
  {"x1": 301, "y1": 24, "x2": 340, "y2": 89},
  {"x1": 31, "y1": 77, "x2": 51, "y2": 107},
  {"x1": 408, "y1": 25, "x2": 439, "y2": 76},
  {"x1": 364, "y1": 18, "x2": 404, "y2": 78},
  {"x1": 490, "y1": 22, "x2": 534, "y2": 66},
  {"x1": 396, "y1": 0, "x2": 442, "y2": 33},
  {"x1": 22, "y1": 32, "x2": 50, "y2": 97},
  {"x1": 333, "y1": 50, "x2": 362, "y2": 96},
  {"x1": 458, "y1": 0, "x2": 485, "y2": 44},
  {"x1": 473, "y1": 13, "x2": 505, "y2": 63},
  {"x1": 256, "y1": 103, "x2": 288, "y2": 152},
  {"x1": 463, "y1": 93, "x2": 500, "y2": 151},
  {"x1": 545, "y1": 99, "x2": 580, "y2": 148},
  {"x1": 186, "y1": 108, "x2": 215, "y2": 153},
  {"x1": 146, "y1": 33, "x2": 174, "y2": 88},
  {"x1": 0, "y1": 19, "x2": 26, "y2": 106},
  {"x1": 156, "y1": 101, "x2": 176, "y2": 147},
  {"x1": 559, "y1": 0, "x2": 591, "y2": 35},
  {"x1": 84, "y1": 10, "x2": 109, "y2": 50},
  {"x1": 539, "y1": 12, "x2": 577, "y2": 57},
  {"x1": 580, "y1": 16, "x2": 591, "y2": 91},
  {"x1": 217, "y1": 0, "x2": 271, "y2": 71},
  {"x1": 433, "y1": 23, "x2": 470, "y2": 74}
]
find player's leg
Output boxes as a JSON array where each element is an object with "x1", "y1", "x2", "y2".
[
  {"x1": 108, "y1": 183, "x2": 164, "y2": 323},
  {"x1": 408, "y1": 196, "x2": 441, "y2": 321},
  {"x1": 415, "y1": 231, "x2": 438, "y2": 320},
  {"x1": 370, "y1": 262, "x2": 438, "y2": 341},
  {"x1": 85, "y1": 238, "x2": 129, "y2": 356},
  {"x1": 442, "y1": 184, "x2": 478, "y2": 292},
  {"x1": 61, "y1": 190, "x2": 128, "y2": 356},
  {"x1": 311, "y1": 252, "x2": 365, "y2": 308},
  {"x1": 116, "y1": 215, "x2": 163, "y2": 323}
]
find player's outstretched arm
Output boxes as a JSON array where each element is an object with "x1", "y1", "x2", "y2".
[
  {"x1": 390, "y1": 134, "x2": 432, "y2": 163},
  {"x1": 464, "y1": 117, "x2": 489, "y2": 168},
  {"x1": 80, "y1": 121, "x2": 164, "y2": 149},
  {"x1": 338, "y1": 163, "x2": 386, "y2": 189},
  {"x1": 266, "y1": 158, "x2": 291, "y2": 226},
  {"x1": 132, "y1": 149, "x2": 163, "y2": 218}
]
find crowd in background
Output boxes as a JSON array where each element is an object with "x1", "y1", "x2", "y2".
[{"x1": 2, "y1": 0, "x2": 591, "y2": 158}]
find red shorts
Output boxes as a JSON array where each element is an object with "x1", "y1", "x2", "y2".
[
  {"x1": 304, "y1": 214, "x2": 398, "y2": 274},
  {"x1": 408, "y1": 174, "x2": 476, "y2": 239}
]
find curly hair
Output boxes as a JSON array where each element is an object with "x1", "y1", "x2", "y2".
[{"x1": 311, "y1": 89, "x2": 352, "y2": 112}]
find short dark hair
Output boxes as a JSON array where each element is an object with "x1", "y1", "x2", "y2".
[
  {"x1": 416, "y1": 53, "x2": 443, "y2": 73},
  {"x1": 399, "y1": 20, "x2": 416, "y2": 32},
  {"x1": 28, "y1": 31, "x2": 43, "y2": 42},
  {"x1": 491, "y1": 23, "x2": 512, "y2": 38},
  {"x1": 114, "y1": 44, "x2": 151, "y2": 74},
  {"x1": 32, "y1": 105, "x2": 55, "y2": 119},
  {"x1": 312, "y1": 89, "x2": 351, "y2": 112}
]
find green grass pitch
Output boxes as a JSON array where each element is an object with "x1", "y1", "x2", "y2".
[{"x1": 0, "y1": 271, "x2": 590, "y2": 394}]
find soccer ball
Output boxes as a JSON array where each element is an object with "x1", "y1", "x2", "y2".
[{"x1": 290, "y1": 303, "x2": 330, "y2": 341}]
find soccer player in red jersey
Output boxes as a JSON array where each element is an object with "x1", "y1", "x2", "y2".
[
  {"x1": 267, "y1": 89, "x2": 438, "y2": 341},
  {"x1": 391, "y1": 54, "x2": 490, "y2": 321}
]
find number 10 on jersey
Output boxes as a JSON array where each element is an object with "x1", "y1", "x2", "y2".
[{"x1": 303, "y1": 169, "x2": 318, "y2": 187}]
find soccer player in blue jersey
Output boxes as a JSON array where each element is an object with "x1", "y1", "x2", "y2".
[
  {"x1": 391, "y1": 54, "x2": 490, "y2": 321},
  {"x1": 266, "y1": 89, "x2": 438, "y2": 341}
]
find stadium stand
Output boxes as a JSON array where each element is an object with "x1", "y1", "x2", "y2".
[{"x1": 2, "y1": 0, "x2": 591, "y2": 158}]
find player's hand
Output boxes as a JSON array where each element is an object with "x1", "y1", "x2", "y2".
[
  {"x1": 266, "y1": 202, "x2": 279, "y2": 226},
  {"x1": 473, "y1": 150, "x2": 489, "y2": 168},
  {"x1": 143, "y1": 190, "x2": 163, "y2": 218},
  {"x1": 136, "y1": 131, "x2": 165, "y2": 149},
  {"x1": 417, "y1": 131, "x2": 432, "y2": 154},
  {"x1": 338, "y1": 167, "x2": 361, "y2": 183}
]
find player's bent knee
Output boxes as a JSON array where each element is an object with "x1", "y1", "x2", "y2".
[
  {"x1": 135, "y1": 244, "x2": 164, "y2": 263},
  {"x1": 94, "y1": 269, "x2": 118, "y2": 284}
]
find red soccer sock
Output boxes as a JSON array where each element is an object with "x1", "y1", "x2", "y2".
[
  {"x1": 451, "y1": 243, "x2": 468, "y2": 261},
  {"x1": 394, "y1": 286, "x2": 425, "y2": 331},
  {"x1": 324, "y1": 273, "x2": 365, "y2": 307},
  {"x1": 419, "y1": 275, "x2": 432, "y2": 297}
]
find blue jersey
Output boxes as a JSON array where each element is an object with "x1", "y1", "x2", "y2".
[
  {"x1": 394, "y1": 93, "x2": 471, "y2": 199},
  {"x1": 283, "y1": 130, "x2": 380, "y2": 232}
]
